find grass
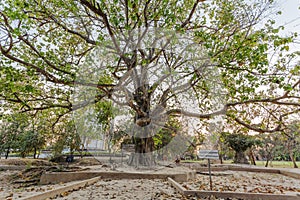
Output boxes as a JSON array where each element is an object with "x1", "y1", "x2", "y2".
[
  {"x1": 254, "y1": 161, "x2": 300, "y2": 168},
  {"x1": 221, "y1": 160, "x2": 300, "y2": 168},
  {"x1": 182, "y1": 159, "x2": 300, "y2": 168}
]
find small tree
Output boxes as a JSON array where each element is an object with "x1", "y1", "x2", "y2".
[
  {"x1": 153, "y1": 116, "x2": 180, "y2": 160},
  {"x1": 222, "y1": 132, "x2": 258, "y2": 164},
  {"x1": 95, "y1": 100, "x2": 115, "y2": 152},
  {"x1": 19, "y1": 129, "x2": 45, "y2": 158},
  {"x1": 282, "y1": 121, "x2": 300, "y2": 168},
  {"x1": 257, "y1": 133, "x2": 284, "y2": 167},
  {"x1": 217, "y1": 132, "x2": 232, "y2": 164},
  {"x1": 0, "y1": 114, "x2": 28, "y2": 159},
  {"x1": 52, "y1": 119, "x2": 81, "y2": 157}
]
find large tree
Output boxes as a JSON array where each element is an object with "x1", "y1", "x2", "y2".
[{"x1": 0, "y1": 0, "x2": 299, "y2": 166}]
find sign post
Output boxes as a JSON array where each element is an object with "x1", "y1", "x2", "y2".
[
  {"x1": 121, "y1": 144, "x2": 135, "y2": 165},
  {"x1": 198, "y1": 150, "x2": 219, "y2": 190}
]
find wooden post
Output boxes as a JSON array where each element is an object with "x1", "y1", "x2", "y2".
[{"x1": 208, "y1": 158, "x2": 212, "y2": 190}]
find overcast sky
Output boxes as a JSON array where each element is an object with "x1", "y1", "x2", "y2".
[{"x1": 275, "y1": 0, "x2": 300, "y2": 52}]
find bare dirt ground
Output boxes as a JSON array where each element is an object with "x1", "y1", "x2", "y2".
[
  {"x1": 0, "y1": 158, "x2": 189, "y2": 200},
  {"x1": 184, "y1": 171, "x2": 300, "y2": 194},
  {"x1": 0, "y1": 170, "x2": 89, "y2": 200},
  {"x1": 1, "y1": 158, "x2": 300, "y2": 200},
  {"x1": 54, "y1": 178, "x2": 186, "y2": 200}
]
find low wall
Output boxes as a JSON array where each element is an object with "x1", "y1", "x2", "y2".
[
  {"x1": 193, "y1": 165, "x2": 300, "y2": 180},
  {"x1": 20, "y1": 177, "x2": 100, "y2": 200},
  {"x1": 280, "y1": 170, "x2": 300, "y2": 179},
  {"x1": 40, "y1": 170, "x2": 195, "y2": 184}
]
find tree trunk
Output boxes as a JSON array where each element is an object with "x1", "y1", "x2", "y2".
[
  {"x1": 5, "y1": 147, "x2": 10, "y2": 159},
  {"x1": 219, "y1": 154, "x2": 223, "y2": 164},
  {"x1": 234, "y1": 151, "x2": 249, "y2": 164},
  {"x1": 265, "y1": 159, "x2": 269, "y2": 167},
  {"x1": 265, "y1": 152, "x2": 274, "y2": 167},
  {"x1": 248, "y1": 149, "x2": 256, "y2": 165},
  {"x1": 128, "y1": 137, "x2": 156, "y2": 167},
  {"x1": 127, "y1": 84, "x2": 157, "y2": 167},
  {"x1": 33, "y1": 147, "x2": 37, "y2": 159},
  {"x1": 79, "y1": 143, "x2": 84, "y2": 158},
  {"x1": 289, "y1": 151, "x2": 298, "y2": 168}
]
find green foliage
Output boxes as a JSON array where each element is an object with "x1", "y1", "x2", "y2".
[
  {"x1": 18, "y1": 129, "x2": 46, "y2": 158},
  {"x1": 222, "y1": 132, "x2": 258, "y2": 152},
  {"x1": 51, "y1": 119, "x2": 81, "y2": 156},
  {"x1": 257, "y1": 132, "x2": 285, "y2": 163},
  {"x1": 95, "y1": 100, "x2": 115, "y2": 131},
  {"x1": 0, "y1": 113, "x2": 28, "y2": 158},
  {"x1": 153, "y1": 116, "x2": 181, "y2": 150},
  {"x1": 221, "y1": 131, "x2": 260, "y2": 164},
  {"x1": 1, "y1": 0, "x2": 296, "y2": 110}
]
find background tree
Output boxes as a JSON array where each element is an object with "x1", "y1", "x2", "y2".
[
  {"x1": 18, "y1": 129, "x2": 45, "y2": 158},
  {"x1": 51, "y1": 118, "x2": 81, "y2": 157},
  {"x1": 153, "y1": 116, "x2": 181, "y2": 161},
  {"x1": 222, "y1": 131, "x2": 259, "y2": 164},
  {"x1": 282, "y1": 121, "x2": 300, "y2": 168},
  {"x1": 185, "y1": 130, "x2": 205, "y2": 160},
  {"x1": 257, "y1": 132, "x2": 284, "y2": 167},
  {"x1": 216, "y1": 132, "x2": 231, "y2": 164},
  {"x1": 0, "y1": 113, "x2": 28, "y2": 159},
  {"x1": 95, "y1": 100, "x2": 116, "y2": 151}
]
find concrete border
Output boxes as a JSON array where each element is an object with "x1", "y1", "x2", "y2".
[
  {"x1": 19, "y1": 176, "x2": 101, "y2": 200},
  {"x1": 185, "y1": 190, "x2": 300, "y2": 200},
  {"x1": 280, "y1": 170, "x2": 300, "y2": 179},
  {"x1": 39, "y1": 164, "x2": 300, "y2": 185},
  {"x1": 227, "y1": 166, "x2": 280, "y2": 174},
  {"x1": 40, "y1": 170, "x2": 196, "y2": 184},
  {"x1": 167, "y1": 177, "x2": 300, "y2": 200},
  {"x1": 194, "y1": 166, "x2": 280, "y2": 174},
  {"x1": 193, "y1": 165, "x2": 300, "y2": 180},
  {"x1": 167, "y1": 177, "x2": 185, "y2": 194}
]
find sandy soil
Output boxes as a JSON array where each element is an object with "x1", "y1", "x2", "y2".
[
  {"x1": 52, "y1": 170, "x2": 300, "y2": 200},
  {"x1": 1, "y1": 159, "x2": 300, "y2": 200},
  {"x1": 184, "y1": 171, "x2": 300, "y2": 194},
  {"x1": 0, "y1": 166, "x2": 189, "y2": 200},
  {"x1": 54, "y1": 178, "x2": 187, "y2": 200}
]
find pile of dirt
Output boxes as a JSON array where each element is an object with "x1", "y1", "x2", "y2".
[
  {"x1": 9, "y1": 165, "x2": 88, "y2": 188},
  {"x1": 0, "y1": 157, "x2": 102, "y2": 167},
  {"x1": 9, "y1": 167, "x2": 49, "y2": 187},
  {"x1": 73, "y1": 157, "x2": 102, "y2": 166},
  {"x1": 0, "y1": 158, "x2": 54, "y2": 166},
  {"x1": 2, "y1": 157, "x2": 101, "y2": 188}
]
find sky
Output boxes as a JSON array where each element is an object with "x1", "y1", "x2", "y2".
[{"x1": 275, "y1": 0, "x2": 300, "y2": 52}]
